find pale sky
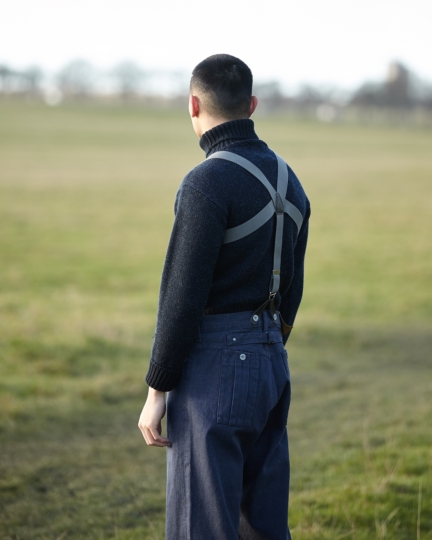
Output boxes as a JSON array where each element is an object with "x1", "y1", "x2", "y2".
[{"x1": 1, "y1": 0, "x2": 431, "y2": 91}]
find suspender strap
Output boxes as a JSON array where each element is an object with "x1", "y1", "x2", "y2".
[
  {"x1": 269, "y1": 153, "x2": 289, "y2": 297},
  {"x1": 207, "y1": 150, "x2": 301, "y2": 325},
  {"x1": 208, "y1": 151, "x2": 276, "y2": 199},
  {"x1": 283, "y1": 199, "x2": 303, "y2": 232},
  {"x1": 223, "y1": 200, "x2": 275, "y2": 244},
  {"x1": 249, "y1": 153, "x2": 289, "y2": 324},
  {"x1": 207, "y1": 151, "x2": 303, "y2": 241}
]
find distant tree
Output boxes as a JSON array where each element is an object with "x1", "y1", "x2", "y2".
[
  {"x1": 58, "y1": 60, "x2": 95, "y2": 99},
  {"x1": 422, "y1": 90, "x2": 432, "y2": 109},
  {"x1": 0, "y1": 65, "x2": 13, "y2": 94},
  {"x1": 350, "y1": 82, "x2": 384, "y2": 107},
  {"x1": 112, "y1": 61, "x2": 144, "y2": 100},
  {"x1": 253, "y1": 81, "x2": 284, "y2": 112},
  {"x1": 350, "y1": 61, "x2": 414, "y2": 109},
  {"x1": 23, "y1": 66, "x2": 44, "y2": 97},
  {"x1": 295, "y1": 84, "x2": 326, "y2": 106},
  {"x1": 419, "y1": 82, "x2": 432, "y2": 109},
  {"x1": 385, "y1": 62, "x2": 412, "y2": 108}
]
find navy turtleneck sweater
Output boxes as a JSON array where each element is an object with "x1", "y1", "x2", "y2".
[{"x1": 145, "y1": 118, "x2": 310, "y2": 391}]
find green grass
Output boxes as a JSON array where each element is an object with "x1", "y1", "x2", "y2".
[{"x1": 0, "y1": 102, "x2": 431, "y2": 539}]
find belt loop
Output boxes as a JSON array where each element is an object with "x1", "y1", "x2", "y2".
[{"x1": 195, "y1": 322, "x2": 202, "y2": 343}]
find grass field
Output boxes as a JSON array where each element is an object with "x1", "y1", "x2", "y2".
[{"x1": 0, "y1": 102, "x2": 431, "y2": 539}]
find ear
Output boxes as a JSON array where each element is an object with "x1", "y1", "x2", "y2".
[
  {"x1": 189, "y1": 94, "x2": 200, "y2": 118},
  {"x1": 249, "y1": 95, "x2": 258, "y2": 117}
]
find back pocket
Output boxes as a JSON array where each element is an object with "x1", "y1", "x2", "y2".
[{"x1": 217, "y1": 350, "x2": 261, "y2": 428}]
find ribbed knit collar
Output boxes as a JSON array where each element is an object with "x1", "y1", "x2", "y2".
[{"x1": 199, "y1": 118, "x2": 259, "y2": 157}]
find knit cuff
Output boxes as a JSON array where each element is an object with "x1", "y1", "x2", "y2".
[{"x1": 145, "y1": 360, "x2": 183, "y2": 392}]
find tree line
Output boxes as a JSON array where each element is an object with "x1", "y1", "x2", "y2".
[
  {"x1": 0, "y1": 60, "x2": 186, "y2": 102},
  {"x1": 1, "y1": 59, "x2": 431, "y2": 122}
]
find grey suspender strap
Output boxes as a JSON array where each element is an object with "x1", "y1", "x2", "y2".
[
  {"x1": 222, "y1": 200, "x2": 275, "y2": 243},
  {"x1": 269, "y1": 153, "x2": 289, "y2": 299},
  {"x1": 208, "y1": 151, "x2": 303, "y2": 241},
  {"x1": 207, "y1": 151, "x2": 304, "y2": 325}
]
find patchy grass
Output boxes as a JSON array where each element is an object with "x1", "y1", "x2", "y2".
[{"x1": 0, "y1": 102, "x2": 431, "y2": 539}]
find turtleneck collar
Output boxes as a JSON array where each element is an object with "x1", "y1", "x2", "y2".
[{"x1": 199, "y1": 118, "x2": 259, "y2": 157}]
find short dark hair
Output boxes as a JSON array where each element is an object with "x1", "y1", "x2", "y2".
[{"x1": 190, "y1": 54, "x2": 253, "y2": 119}]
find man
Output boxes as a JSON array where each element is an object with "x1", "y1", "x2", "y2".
[{"x1": 138, "y1": 54, "x2": 310, "y2": 540}]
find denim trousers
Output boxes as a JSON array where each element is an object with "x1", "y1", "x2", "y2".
[{"x1": 165, "y1": 309, "x2": 292, "y2": 540}]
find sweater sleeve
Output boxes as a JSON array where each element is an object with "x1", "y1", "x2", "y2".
[
  {"x1": 145, "y1": 183, "x2": 227, "y2": 391},
  {"x1": 279, "y1": 201, "x2": 311, "y2": 345}
]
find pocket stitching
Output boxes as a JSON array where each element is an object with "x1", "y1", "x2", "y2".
[{"x1": 217, "y1": 349, "x2": 261, "y2": 428}]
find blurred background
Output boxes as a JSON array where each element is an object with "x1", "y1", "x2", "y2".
[{"x1": 0, "y1": 1, "x2": 431, "y2": 539}]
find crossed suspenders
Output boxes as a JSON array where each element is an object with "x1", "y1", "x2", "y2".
[{"x1": 206, "y1": 151, "x2": 303, "y2": 328}]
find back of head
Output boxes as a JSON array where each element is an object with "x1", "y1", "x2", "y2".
[{"x1": 190, "y1": 54, "x2": 253, "y2": 120}]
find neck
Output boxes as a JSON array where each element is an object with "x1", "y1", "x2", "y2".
[
  {"x1": 194, "y1": 115, "x2": 246, "y2": 138},
  {"x1": 199, "y1": 118, "x2": 258, "y2": 156}
]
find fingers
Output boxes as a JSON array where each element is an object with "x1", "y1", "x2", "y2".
[
  {"x1": 149, "y1": 426, "x2": 171, "y2": 446},
  {"x1": 137, "y1": 397, "x2": 171, "y2": 447},
  {"x1": 138, "y1": 421, "x2": 171, "y2": 447}
]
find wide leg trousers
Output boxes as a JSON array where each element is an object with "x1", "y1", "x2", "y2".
[{"x1": 165, "y1": 309, "x2": 292, "y2": 540}]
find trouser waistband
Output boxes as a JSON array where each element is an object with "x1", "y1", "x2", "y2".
[{"x1": 195, "y1": 309, "x2": 282, "y2": 344}]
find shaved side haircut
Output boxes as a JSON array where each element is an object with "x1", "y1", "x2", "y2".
[{"x1": 190, "y1": 54, "x2": 253, "y2": 119}]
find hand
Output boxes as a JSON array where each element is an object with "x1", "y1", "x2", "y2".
[{"x1": 138, "y1": 387, "x2": 171, "y2": 447}]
